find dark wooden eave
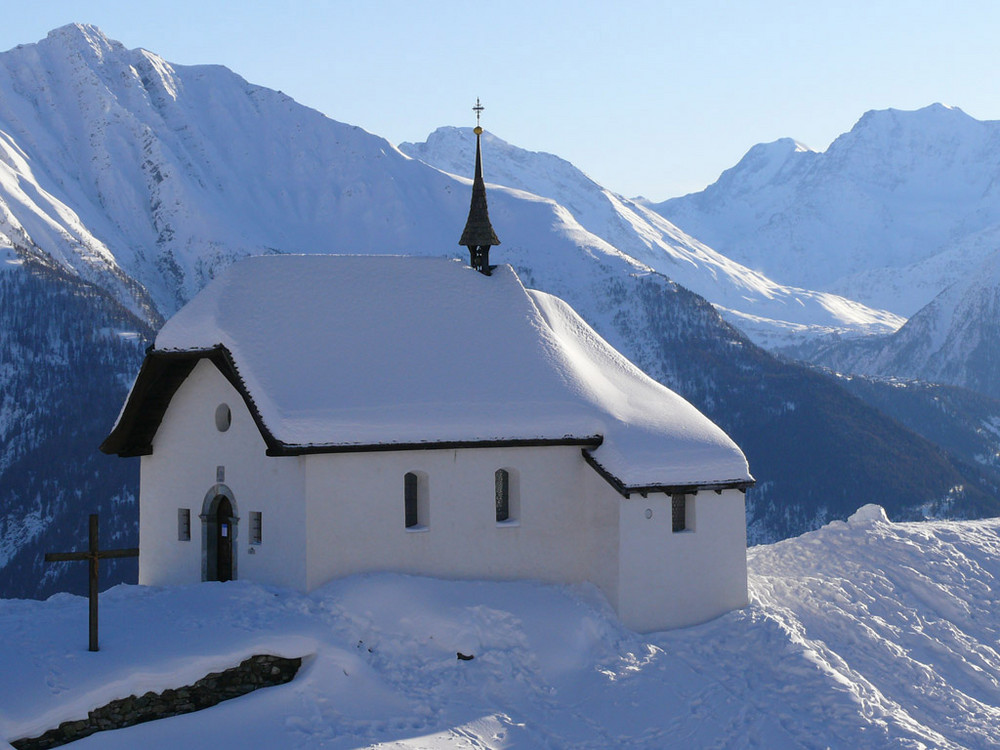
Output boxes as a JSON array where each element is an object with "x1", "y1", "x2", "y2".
[
  {"x1": 581, "y1": 449, "x2": 755, "y2": 498},
  {"x1": 102, "y1": 349, "x2": 753, "y2": 497},
  {"x1": 101, "y1": 345, "x2": 605, "y2": 459},
  {"x1": 100, "y1": 345, "x2": 280, "y2": 457},
  {"x1": 268, "y1": 435, "x2": 603, "y2": 457}
]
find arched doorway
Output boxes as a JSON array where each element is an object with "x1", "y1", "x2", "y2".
[
  {"x1": 201, "y1": 484, "x2": 238, "y2": 582},
  {"x1": 215, "y1": 495, "x2": 234, "y2": 582}
]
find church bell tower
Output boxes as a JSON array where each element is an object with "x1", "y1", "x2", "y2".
[{"x1": 459, "y1": 98, "x2": 500, "y2": 276}]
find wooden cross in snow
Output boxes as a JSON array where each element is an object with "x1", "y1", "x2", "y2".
[{"x1": 45, "y1": 514, "x2": 138, "y2": 652}]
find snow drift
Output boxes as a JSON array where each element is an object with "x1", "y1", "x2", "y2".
[{"x1": 2, "y1": 509, "x2": 998, "y2": 748}]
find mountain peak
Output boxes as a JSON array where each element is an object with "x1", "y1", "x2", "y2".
[
  {"x1": 43, "y1": 23, "x2": 123, "y2": 56},
  {"x1": 838, "y1": 103, "x2": 981, "y2": 149},
  {"x1": 655, "y1": 103, "x2": 1000, "y2": 317},
  {"x1": 741, "y1": 137, "x2": 815, "y2": 161},
  {"x1": 702, "y1": 137, "x2": 814, "y2": 198},
  {"x1": 920, "y1": 102, "x2": 966, "y2": 115},
  {"x1": 856, "y1": 102, "x2": 970, "y2": 123},
  {"x1": 401, "y1": 126, "x2": 592, "y2": 193}
]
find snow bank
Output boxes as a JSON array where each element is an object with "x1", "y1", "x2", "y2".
[
  {"x1": 747, "y1": 514, "x2": 1000, "y2": 749},
  {"x1": 847, "y1": 503, "x2": 890, "y2": 526},
  {"x1": 3, "y1": 514, "x2": 999, "y2": 748}
]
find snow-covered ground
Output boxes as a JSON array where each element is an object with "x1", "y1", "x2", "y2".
[{"x1": 2, "y1": 506, "x2": 999, "y2": 749}]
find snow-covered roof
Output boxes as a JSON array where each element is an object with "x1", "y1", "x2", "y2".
[{"x1": 107, "y1": 255, "x2": 751, "y2": 491}]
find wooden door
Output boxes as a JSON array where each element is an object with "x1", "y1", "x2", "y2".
[{"x1": 216, "y1": 496, "x2": 233, "y2": 582}]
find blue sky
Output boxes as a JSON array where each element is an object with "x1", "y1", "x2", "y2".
[{"x1": 2, "y1": 1, "x2": 998, "y2": 200}]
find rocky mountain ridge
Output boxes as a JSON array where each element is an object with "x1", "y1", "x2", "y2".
[{"x1": 402, "y1": 126, "x2": 903, "y2": 348}]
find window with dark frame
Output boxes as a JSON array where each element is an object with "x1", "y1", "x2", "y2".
[
  {"x1": 249, "y1": 511, "x2": 262, "y2": 544},
  {"x1": 404, "y1": 472, "x2": 419, "y2": 528},
  {"x1": 495, "y1": 469, "x2": 510, "y2": 522},
  {"x1": 178, "y1": 508, "x2": 191, "y2": 541},
  {"x1": 671, "y1": 493, "x2": 686, "y2": 532}
]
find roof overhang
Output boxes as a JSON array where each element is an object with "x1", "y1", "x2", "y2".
[
  {"x1": 103, "y1": 346, "x2": 754, "y2": 497},
  {"x1": 581, "y1": 449, "x2": 755, "y2": 498},
  {"x1": 100, "y1": 345, "x2": 275, "y2": 457},
  {"x1": 267, "y1": 435, "x2": 603, "y2": 457},
  {"x1": 101, "y1": 345, "x2": 606, "y2": 459}
]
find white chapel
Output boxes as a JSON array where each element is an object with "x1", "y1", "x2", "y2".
[{"x1": 102, "y1": 123, "x2": 754, "y2": 632}]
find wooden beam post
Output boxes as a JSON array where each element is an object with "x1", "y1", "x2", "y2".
[{"x1": 45, "y1": 513, "x2": 139, "y2": 652}]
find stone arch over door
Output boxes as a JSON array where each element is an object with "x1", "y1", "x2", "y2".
[{"x1": 201, "y1": 483, "x2": 239, "y2": 582}]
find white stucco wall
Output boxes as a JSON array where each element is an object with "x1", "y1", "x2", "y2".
[
  {"x1": 616, "y1": 488, "x2": 749, "y2": 632},
  {"x1": 302, "y1": 446, "x2": 622, "y2": 605},
  {"x1": 138, "y1": 360, "x2": 749, "y2": 634},
  {"x1": 138, "y1": 360, "x2": 307, "y2": 589}
]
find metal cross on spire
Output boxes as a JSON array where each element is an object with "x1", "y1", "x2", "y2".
[{"x1": 473, "y1": 97, "x2": 484, "y2": 132}]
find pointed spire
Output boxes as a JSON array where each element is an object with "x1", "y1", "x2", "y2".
[{"x1": 459, "y1": 98, "x2": 500, "y2": 275}]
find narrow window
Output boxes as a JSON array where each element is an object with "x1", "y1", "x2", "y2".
[
  {"x1": 404, "y1": 472, "x2": 419, "y2": 528},
  {"x1": 249, "y1": 511, "x2": 262, "y2": 544},
  {"x1": 403, "y1": 472, "x2": 429, "y2": 529},
  {"x1": 495, "y1": 469, "x2": 510, "y2": 522},
  {"x1": 671, "y1": 493, "x2": 686, "y2": 532},
  {"x1": 178, "y1": 508, "x2": 191, "y2": 541}
]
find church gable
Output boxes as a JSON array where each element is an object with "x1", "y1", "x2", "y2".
[
  {"x1": 137, "y1": 357, "x2": 309, "y2": 591},
  {"x1": 101, "y1": 346, "x2": 278, "y2": 457},
  {"x1": 149, "y1": 358, "x2": 266, "y2": 455}
]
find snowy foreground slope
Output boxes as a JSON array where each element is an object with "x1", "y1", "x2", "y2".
[{"x1": 2, "y1": 508, "x2": 998, "y2": 749}]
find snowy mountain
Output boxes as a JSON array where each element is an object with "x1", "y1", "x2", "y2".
[
  {"x1": 1, "y1": 25, "x2": 998, "y2": 598},
  {"x1": 653, "y1": 104, "x2": 1000, "y2": 317},
  {"x1": 800, "y1": 248, "x2": 1000, "y2": 401},
  {"x1": 3, "y1": 509, "x2": 999, "y2": 748},
  {"x1": 401, "y1": 127, "x2": 903, "y2": 347},
  {"x1": 0, "y1": 24, "x2": 467, "y2": 318},
  {"x1": 0, "y1": 20, "x2": 900, "y2": 347}
]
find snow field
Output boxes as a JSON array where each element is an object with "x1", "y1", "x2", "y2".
[
  {"x1": 746, "y1": 509, "x2": 1000, "y2": 748},
  {"x1": 2, "y1": 508, "x2": 999, "y2": 748}
]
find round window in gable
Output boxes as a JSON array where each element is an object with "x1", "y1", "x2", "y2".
[{"x1": 215, "y1": 403, "x2": 232, "y2": 432}]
